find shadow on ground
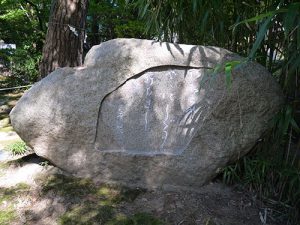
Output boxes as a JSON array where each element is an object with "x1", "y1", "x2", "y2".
[{"x1": 0, "y1": 152, "x2": 267, "y2": 225}]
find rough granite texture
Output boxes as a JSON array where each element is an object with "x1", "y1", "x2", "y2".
[{"x1": 10, "y1": 38, "x2": 283, "y2": 190}]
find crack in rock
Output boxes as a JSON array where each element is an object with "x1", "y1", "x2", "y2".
[{"x1": 93, "y1": 65, "x2": 212, "y2": 145}]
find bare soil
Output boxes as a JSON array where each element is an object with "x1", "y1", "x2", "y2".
[{"x1": 0, "y1": 150, "x2": 275, "y2": 225}]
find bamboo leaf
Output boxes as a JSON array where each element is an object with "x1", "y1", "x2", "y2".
[
  {"x1": 282, "y1": 106, "x2": 293, "y2": 135},
  {"x1": 140, "y1": 1, "x2": 149, "y2": 17},
  {"x1": 230, "y1": 9, "x2": 284, "y2": 31},
  {"x1": 192, "y1": 0, "x2": 197, "y2": 12},
  {"x1": 286, "y1": 52, "x2": 300, "y2": 88},
  {"x1": 225, "y1": 63, "x2": 232, "y2": 89},
  {"x1": 290, "y1": 118, "x2": 300, "y2": 133},
  {"x1": 249, "y1": 16, "x2": 273, "y2": 59},
  {"x1": 297, "y1": 18, "x2": 300, "y2": 49},
  {"x1": 200, "y1": 10, "x2": 209, "y2": 33},
  {"x1": 283, "y1": 3, "x2": 299, "y2": 38},
  {"x1": 213, "y1": 63, "x2": 222, "y2": 74},
  {"x1": 223, "y1": 60, "x2": 243, "y2": 89},
  {"x1": 229, "y1": 60, "x2": 242, "y2": 68}
]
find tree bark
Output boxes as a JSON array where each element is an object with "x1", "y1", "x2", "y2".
[{"x1": 39, "y1": 0, "x2": 88, "y2": 78}]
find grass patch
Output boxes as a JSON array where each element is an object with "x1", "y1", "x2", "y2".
[
  {"x1": 41, "y1": 174, "x2": 156, "y2": 225},
  {"x1": 0, "y1": 206, "x2": 16, "y2": 225},
  {"x1": 42, "y1": 174, "x2": 154, "y2": 224},
  {"x1": 0, "y1": 183, "x2": 30, "y2": 225},
  {"x1": 0, "y1": 92, "x2": 23, "y2": 102},
  {"x1": 0, "y1": 183, "x2": 30, "y2": 202},
  {"x1": 4, "y1": 141, "x2": 28, "y2": 155},
  {"x1": 95, "y1": 185, "x2": 146, "y2": 206},
  {"x1": 0, "y1": 139, "x2": 22, "y2": 150}
]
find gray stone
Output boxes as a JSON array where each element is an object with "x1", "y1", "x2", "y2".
[{"x1": 10, "y1": 38, "x2": 283, "y2": 190}]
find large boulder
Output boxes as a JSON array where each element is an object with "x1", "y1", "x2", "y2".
[{"x1": 10, "y1": 38, "x2": 283, "y2": 190}]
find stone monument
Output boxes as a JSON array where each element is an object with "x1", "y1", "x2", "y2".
[{"x1": 10, "y1": 39, "x2": 283, "y2": 190}]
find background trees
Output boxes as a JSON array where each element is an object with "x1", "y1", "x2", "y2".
[
  {"x1": 0, "y1": 0, "x2": 149, "y2": 82},
  {"x1": 0, "y1": 0, "x2": 50, "y2": 84},
  {"x1": 87, "y1": 0, "x2": 151, "y2": 46}
]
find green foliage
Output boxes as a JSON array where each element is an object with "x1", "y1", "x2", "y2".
[
  {"x1": 225, "y1": 3, "x2": 300, "y2": 222},
  {"x1": 0, "y1": 184, "x2": 30, "y2": 225},
  {"x1": 134, "y1": 0, "x2": 268, "y2": 46},
  {"x1": 0, "y1": 0, "x2": 50, "y2": 47},
  {"x1": 2, "y1": 47, "x2": 41, "y2": 85},
  {"x1": 0, "y1": 0, "x2": 50, "y2": 85},
  {"x1": 4, "y1": 141, "x2": 28, "y2": 155},
  {"x1": 87, "y1": 0, "x2": 152, "y2": 46},
  {"x1": 230, "y1": 2, "x2": 300, "y2": 93},
  {"x1": 0, "y1": 206, "x2": 16, "y2": 225}
]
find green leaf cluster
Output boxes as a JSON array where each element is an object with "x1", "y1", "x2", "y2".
[
  {"x1": 0, "y1": 0, "x2": 50, "y2": 84},
  {"x1": 0, "y1": 0, "x2": 50, "y2": 48},
  {"x1": 86, "y1": 0, "x2": 152, "y2": 46}
]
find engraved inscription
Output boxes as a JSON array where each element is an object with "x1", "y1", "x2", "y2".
[{"x1": 96, "y1": 68, "x2": 208, "y2": 155}]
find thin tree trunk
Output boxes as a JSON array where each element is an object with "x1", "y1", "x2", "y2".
[{"x1": 39, "y1": 0, "x2": 88, "y2": 78}]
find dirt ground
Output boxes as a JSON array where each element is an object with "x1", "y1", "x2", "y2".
[{"x1": 0, "y1": 149, "x2": 278, "y2": 225}]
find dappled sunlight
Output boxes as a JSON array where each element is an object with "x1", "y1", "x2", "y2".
[{"x1": 66, "y1": 0, "x2": 77, "y2": 15}]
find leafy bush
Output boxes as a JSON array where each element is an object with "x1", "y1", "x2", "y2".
[
  {"x1": 5, "y1": 141, "x2": 28, "y2": 156},
  {"x1": 0, "y1": 48, "x2": 41, "y2": 88},
  {"x1": 8, "y1": 48, "x2": 41, "y2": 85}
]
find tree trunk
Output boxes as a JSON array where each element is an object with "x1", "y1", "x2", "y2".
[{"x1": 39, "y1": 0, "x2": 88, "y2": 78}]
